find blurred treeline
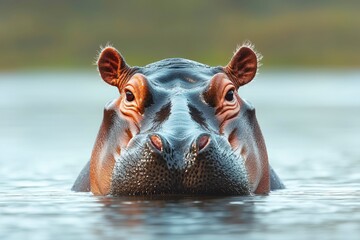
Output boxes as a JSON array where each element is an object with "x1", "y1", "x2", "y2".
[{"x1": 1, "y1": 0, "x2": 359, "y2": 70}]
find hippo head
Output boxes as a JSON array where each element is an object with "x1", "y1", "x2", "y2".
[{"x1": 88, "y1": 44, "x2": 270, "y2": 196}]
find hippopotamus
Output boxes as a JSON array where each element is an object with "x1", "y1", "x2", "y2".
[{"x1": 72, "y1": 43, "x2": 284, "y2": 196}]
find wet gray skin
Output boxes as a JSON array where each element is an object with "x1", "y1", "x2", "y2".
[{"x1": 109, "y1": 60, "x2": 250, "y2": 196}]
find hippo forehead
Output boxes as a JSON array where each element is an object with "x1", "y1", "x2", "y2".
[{"x1": 139, "y1": 58, "x2": 223, "y2": 90}]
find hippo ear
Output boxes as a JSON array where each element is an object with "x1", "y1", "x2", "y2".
[
  {"x1": 97, "y1": 47, "x2": 132, "y2": 89},
  {"x1": 224, "y1": 45, "x2": 260, "y2": 89}
]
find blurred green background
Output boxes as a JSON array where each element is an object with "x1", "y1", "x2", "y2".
[{"x1": 1, "y1": 0, "x2": 359, "y2": 70}]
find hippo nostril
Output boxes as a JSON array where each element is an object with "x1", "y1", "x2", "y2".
[
  {"x1": 149, "y1": 134, "x2": 163, "y2": 152},
  {"x1": 197, "y1": 134, "x2": 210, "y2": 152}
]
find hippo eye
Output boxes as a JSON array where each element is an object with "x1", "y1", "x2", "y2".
[
  {"x1": 225, "y1": 89, "x2": 234, "y2": 101},
  {"x1": 125, "y1": 90, "x2": 135, "y2": 102}
]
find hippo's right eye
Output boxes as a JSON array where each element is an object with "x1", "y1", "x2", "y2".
[
  {"x1": 225, "y1": 89, "x2": 234, "y2": 102},
  {"x1": 125, "y1": 90, "x2": 135, "y2": 102}
]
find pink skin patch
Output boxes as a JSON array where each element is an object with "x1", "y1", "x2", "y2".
[
  {"x1": 150, "y1": 135, "x2": 163, "y2": 151},
  {"x1": 198, "y1": 135, "x2": 210, "y2": 151}
]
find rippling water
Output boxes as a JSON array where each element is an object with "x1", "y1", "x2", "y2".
[{"x1": 0, "y1": 71, "x2": 359, "y2": 240}]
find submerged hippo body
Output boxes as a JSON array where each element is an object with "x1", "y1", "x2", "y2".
[{"x1": 72, "y1": 43, "x2": 284, "y2": 196}]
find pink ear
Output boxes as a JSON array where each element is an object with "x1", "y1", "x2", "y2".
[
  {"x1": 224, "y1": 46, "x2": 259, "y2": 88},
  {"x1": 97, "y1": 47, "x2": 131, "y2": 88}
]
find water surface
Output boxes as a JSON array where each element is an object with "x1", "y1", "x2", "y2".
[{"x1": 0, "y1": 71, "x2": 359, "y2": 239}]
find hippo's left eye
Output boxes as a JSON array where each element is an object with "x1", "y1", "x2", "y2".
[
  {"x1": 125, "y1": 90, "x2": 135, "y2": 102},
  {"x1": 225, "y1": 89, "x2": 234, "y2": 101}
]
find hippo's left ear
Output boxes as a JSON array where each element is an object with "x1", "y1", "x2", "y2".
[
  {"x1": 97, "y1": 47, "x2": 133, "y2": 90},
  {"x1": 224, "y1": 45, "x2": 260, "y2": 89}
]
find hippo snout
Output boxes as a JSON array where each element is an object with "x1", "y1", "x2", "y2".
[{"x1": 110, "y1": 132, "x2": 251, "y2": 196}]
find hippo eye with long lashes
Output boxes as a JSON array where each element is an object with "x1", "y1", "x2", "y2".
[
  {"x1": 225, "y1": 89, "x2": 234, "y2": 101},
  {"x1": 125, "y1": 90, "x2": 135, "y2": 102}
]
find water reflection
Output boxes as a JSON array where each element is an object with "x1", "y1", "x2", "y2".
[{"x1": 97, "y1": 195, "x2": 257, "y2": 235}]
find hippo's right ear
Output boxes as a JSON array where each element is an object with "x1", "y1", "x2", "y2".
[
  {"x1": 97, "y1": 47, "x2": 132, "y2": 90},
  {"x1": 224, "y1": 44, "x2": 261, "y2": 89}
]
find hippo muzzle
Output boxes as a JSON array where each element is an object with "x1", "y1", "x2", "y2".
[
  {"x1": 111, "y1": 131, "x2": 250, "y2": 196},
  {"x1": 72, "y1": 42, "x2": 285, "y2": 196}
]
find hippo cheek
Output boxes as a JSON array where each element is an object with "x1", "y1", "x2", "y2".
[
  {"x1": 227, "y1": 131, "x2": 263, "y2": 192},
  {"x1": 225, "y1": 114, "x2": 270, "y2": 194}
]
